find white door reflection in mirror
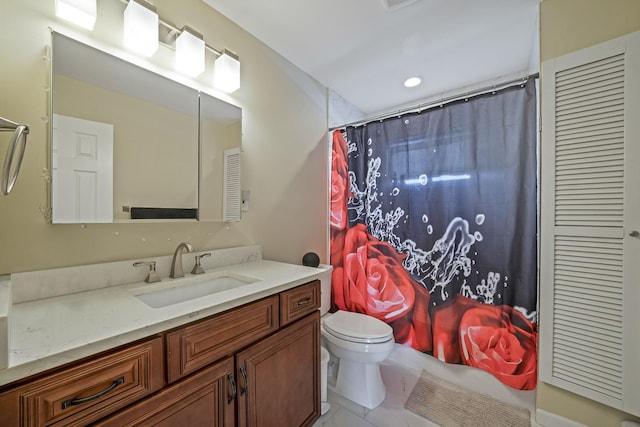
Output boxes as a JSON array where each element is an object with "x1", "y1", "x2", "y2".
[{"x1": 52, "y1": 114, "x2": 113, "y2": 223}]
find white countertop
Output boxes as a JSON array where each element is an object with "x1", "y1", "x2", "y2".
[{"x1": 0, "y1": 259, "x2": 328, "y2": 387}]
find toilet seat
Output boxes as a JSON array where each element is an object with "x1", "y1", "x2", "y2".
[{"x1": 323, "y1": 310, "x2": 393, "y2": 344}]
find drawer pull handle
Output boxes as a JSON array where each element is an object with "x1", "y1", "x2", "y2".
[
  {"x1": 61, "y1": 376, "x2": 125, "y2": 409},
  {"x1": 227, "y1": 373, "x2": 237, "y2": 404},
  {"x1": 240, "y1": 365, "x2": 248, "y2": 396},
  {"x1": 295, "y1": 298, "x2": 311, "y2": 307}
]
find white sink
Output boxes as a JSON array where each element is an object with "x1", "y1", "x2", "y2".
[{"x1": 132, "y1": 272, "x2": 258, "y2": 308}]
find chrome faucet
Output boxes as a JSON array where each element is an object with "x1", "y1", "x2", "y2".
[{"x1": 170, "y1": 242, "x2": 194, "y2": 278}]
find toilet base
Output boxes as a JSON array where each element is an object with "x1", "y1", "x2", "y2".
[
  {"x1": 335, "y1": 359, "x2": 386, "y2": 409},
  {"x1": 321, "y1": 401, "x2": 331, "y2": 415}
]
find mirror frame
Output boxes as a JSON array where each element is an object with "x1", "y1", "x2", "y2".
[{"x1": 48, "y1": 30, "x2": 242, "y2": 224}]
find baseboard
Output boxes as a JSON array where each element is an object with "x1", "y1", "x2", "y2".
[{"x1": 535, "y1": 409, "x2": 587, "y2": 427}]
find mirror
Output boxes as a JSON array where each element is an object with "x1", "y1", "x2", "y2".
[{"x1": 50, "y1": 32, "x2": 241, "y2": 223}]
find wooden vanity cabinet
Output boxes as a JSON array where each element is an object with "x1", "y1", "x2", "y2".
[
  {"x1": 0, "y1": 280, "x2": 321, "y2": 427},
  {"x1": 97, "y1": 311, "x2": 321, "y2": 427},
  {"x1": 163, "y1": 280, "x2": 321, "y2": 427}
]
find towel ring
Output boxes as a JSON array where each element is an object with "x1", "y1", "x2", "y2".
[{"x1": 1, "y1": 122, "x2": 29, "y2": 195}]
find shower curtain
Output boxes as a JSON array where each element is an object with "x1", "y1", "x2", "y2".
[{"x1": 330, "y1": 80, "x2": 537, "y2": 390}]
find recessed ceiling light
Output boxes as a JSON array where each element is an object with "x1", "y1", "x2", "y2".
[{"x1": 404, "y1": 76, "x2": 422, "y2": 88}]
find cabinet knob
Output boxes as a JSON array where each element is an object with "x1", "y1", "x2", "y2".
[{"x1": 629, "y1": 230, "x2": 640, "y2": 238}]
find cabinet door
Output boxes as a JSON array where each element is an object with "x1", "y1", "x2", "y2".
[
  {"x1": 93, "y1": 356, "x2": 236, "y2": 427},
  {"x1": 539, "y1": 30, "x2": 640, "y2": 416},
  {"x1": 236, "y1": 311, "x2": 320, "y2": 427}
]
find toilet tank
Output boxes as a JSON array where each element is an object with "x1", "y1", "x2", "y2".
[{"x1": 317, "y1": 264, "x2": 333, "y2": 315}]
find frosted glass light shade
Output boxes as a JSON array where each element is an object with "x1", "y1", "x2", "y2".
[
  {"x1": 214, "y1": 50, "x2": 240, "y2": 93},
  {"x1": 55, "y1": 0, "x2": 96, "y2": 31},
  {"x1": 176, "y1": 27, "x2": 205, "y2": 77},
  {"x1": 123, "y1": 0, "x2": 158, "y2": 57}
]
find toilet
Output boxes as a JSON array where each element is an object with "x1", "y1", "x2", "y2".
[{"x1": 317, "y1": 266, "x2": 395, "y2": 409}]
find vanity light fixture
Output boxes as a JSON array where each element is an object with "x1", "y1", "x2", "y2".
[
  {"x1": 118, "y1": 0, "x2": 241, "y2": 91},
  {"x1": 176, "y1": 26, "x2": 205, "y2": 77},
  {"x1": 404, "y1": 76, "x2": 422, "y2": 88},
  {"x1": 123, "y1": 0, "x2": 158, "y2": 57},
  {"x1": 214, "y1": 50, "x2": 241, "y2": 93},
  {"x1": 54, "y1": 0, "x2": 97, "y2": 31}
]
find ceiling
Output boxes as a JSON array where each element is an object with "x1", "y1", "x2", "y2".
[{"x1": 202, "y1": 0, "x2": 540, "y2": 117}]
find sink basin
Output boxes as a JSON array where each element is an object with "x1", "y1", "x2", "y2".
[{"x1": 133, "y1": 273, "x2": 258, "y2": 308}]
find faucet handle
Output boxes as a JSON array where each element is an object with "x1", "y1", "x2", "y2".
[
  {"x1": 133, "y1": 261, "x2": 161, "y2": 283},
  {"x1": 191, "y1": 253, "x2": 211, "y2": 275}
]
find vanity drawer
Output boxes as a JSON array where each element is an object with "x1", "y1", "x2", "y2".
[
  {"x1": 166, "y1": 295, "x2": 279, "y2": 383},
  {"x1": 280, "y1": 280, "x2": 320, "y2": 326},
  {"x1": 93, "y1": 356, "x2": 235, "y2": 427},
  {"x1": 4, "y1": 337, "x2": 163, "y2": 427}
]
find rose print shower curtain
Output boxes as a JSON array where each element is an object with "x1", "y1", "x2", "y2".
[{"x1": 330, "y1": 81, "x2": 537, "y2": 390}]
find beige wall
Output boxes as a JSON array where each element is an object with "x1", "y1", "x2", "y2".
[
  {"x1": 540, "y1": 0, "x2": 640, "y2": 61},
  {"x1": 539, "y1": 1, "x2": 640, "y2": 426},
  {"x1": 0, "y1": 0, "x2": 328, "y2": 273}
]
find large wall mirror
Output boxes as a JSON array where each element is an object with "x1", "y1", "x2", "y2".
[{"x1": 50, "y1": 32, "x2": 241, "y2": 223}]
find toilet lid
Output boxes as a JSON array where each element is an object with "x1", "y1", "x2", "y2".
[{"x1": 323, "y1": 310, "x2": 393, "y2": 344}]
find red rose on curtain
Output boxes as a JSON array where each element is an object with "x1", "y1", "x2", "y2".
[
  {"x1": 389, "y1": 283, "x2": 432, "y2": 352},
  {"x1": 333, "y1": 223, "x2": 415, "y2": 322},
  {"x1": 330, "y1": 229, "x2": 345, "y2": 267},
  {"x1": 330, "y1": 131, "x2": 349, "y2": 232},
  {"x1": 432, "y1": 294, "x2": 537, "y2": 390}
]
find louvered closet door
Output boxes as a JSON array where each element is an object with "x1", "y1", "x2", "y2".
[
  {"x1": 540, "y1": 31, "x2": 640, "y2": 417},
  {"x1": 223, "y1": 147, "x2": 241, "y2": 222}
]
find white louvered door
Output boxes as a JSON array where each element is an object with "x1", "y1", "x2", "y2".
[
  {"x1": 223, "y1": 147, "x2": 241, "y2": 222},
  {"x1": 540, "y1": 31, "x2": 640, "y2": 416}
]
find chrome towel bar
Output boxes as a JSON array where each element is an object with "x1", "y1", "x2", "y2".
[{"x1": 0, "y1": 116, "x2": 29, "y2": 195}]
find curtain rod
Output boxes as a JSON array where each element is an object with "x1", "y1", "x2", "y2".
[{"x1": 330, "y1": 73, "x2": 539, "y2": 131}]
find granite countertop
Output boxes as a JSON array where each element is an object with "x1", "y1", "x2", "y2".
[{"x1": 0, "y1": 258, "x2": 328, "y2": 387}]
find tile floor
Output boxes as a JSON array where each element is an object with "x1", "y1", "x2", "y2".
[{"x1": 313, "y1": 344, "x2": 537, "y2": 427}]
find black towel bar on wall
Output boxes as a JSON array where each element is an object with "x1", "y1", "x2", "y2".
[{"x1": 129, "y1": 207, "x2": 198, "y2": 220}]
